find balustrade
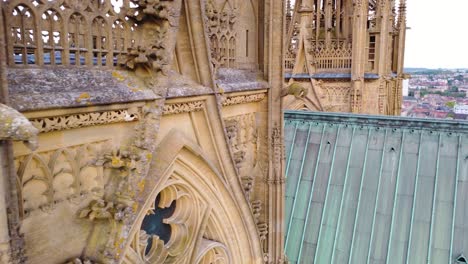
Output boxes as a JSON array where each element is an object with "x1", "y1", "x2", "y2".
[{"x1": 2, "y1": 0, "x2": 139, "y2": 68}]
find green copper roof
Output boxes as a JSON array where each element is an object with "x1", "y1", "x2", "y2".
[{"x1": 284, "y1": 111, "x2": 468, "y2": 264}]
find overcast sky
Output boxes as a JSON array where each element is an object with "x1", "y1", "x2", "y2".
[{"x1": 405, "y1": 0, "x2": 468, "y2": 69}]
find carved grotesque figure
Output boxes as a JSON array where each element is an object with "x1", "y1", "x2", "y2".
[
  {"x1": 279, "y1": 82, "x2": 309, "y2": 99},
  {"x1": 0, "y1": 103, "x2": 38, "y2": 150}
]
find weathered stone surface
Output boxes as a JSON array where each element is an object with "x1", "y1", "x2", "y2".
[
  {"x1": 0, "y1": 103, "x2": 38, "y2": 149},
  {"x1": 7, "y1": 68, "x2": 158, "y2": 111},
  {"x1": 164, "y1": 71, "x2": 213, "y2": 98},
  {"x1": 216, "y1": 68, "x2": 269, "y2": 93}
]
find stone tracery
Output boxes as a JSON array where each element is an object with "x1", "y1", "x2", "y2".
[
  {"x1": 121, "y1": 151, "x2": 250, "y2": 264},
  {"x1": 205, "y1": 0, "x2": 237, "y2": 70},
  {"x1": 15, "y1": 140, "x2": 110, "y2": 218},
  {"x1": 3, "y1": 0, "x2": 173, "y2": 70}
]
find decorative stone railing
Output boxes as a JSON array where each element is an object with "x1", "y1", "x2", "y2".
[
  {"x1": 309, "y1": 40, "x2": 352, "y2": 72},
  {"x1": 3, "y1": 0, "x2": 139, "y2": 67},
  {"x1": 284, "y1": 51, "x2": 295, "y2": 73}
]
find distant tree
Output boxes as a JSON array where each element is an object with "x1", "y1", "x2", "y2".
[
  {"x1": 449, "y1": 86, "x2": 459, "y2": 92},
  {"x1": 446, "y1": 101, "x2": 456, "y2": 108}
]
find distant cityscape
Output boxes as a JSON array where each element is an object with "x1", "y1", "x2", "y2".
[{"x1": 402, "y1": 68, "x2": 468, "y2": 120}]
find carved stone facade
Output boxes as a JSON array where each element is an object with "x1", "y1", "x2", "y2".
[
  {"x1": 0, "y1": 0, "x2": 283, "y2": 263},
  {"x1": 0, "y1": 0, "x2": 406, "y2": 263},
  {"x1": 284, "y1": 0, "x2": 407, "y2": 115},
  {"x1": 14, "y1": 140, "x2": 111, "y2": 218},
  {"x1": 320, "y1": 82, "x2": 352, "y2": 112},
  {"x1": 222, "y1": 93, "x2": 266, "y2": 106},
  {"x1": 30, "y1": 109, "x2": 141, "y2": 133}
]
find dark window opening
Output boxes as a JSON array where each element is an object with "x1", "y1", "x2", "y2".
[{"x1": 141, "y1": 195, "x2": 177, "y2": 255}]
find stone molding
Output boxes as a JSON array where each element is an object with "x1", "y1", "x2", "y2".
[
  {"x1": 222, "y1": 93, "x2": 266, "y2": 106},
  {"x1": 30, "y1": 109, "x2": 142, "y2": 133},
  {"x1": 162, "y1": 100, "x2": 205, "y2": 115}
]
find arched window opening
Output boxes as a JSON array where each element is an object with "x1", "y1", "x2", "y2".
[
  {"x1": 42, "y1": 9, "x2": 63, "y2": 65},
  {"x1": 140, "y1": 195, "x2": 176, "y2": 255},
  {"x1": 68, "y1": 13, "x2": 87, "y2": 66},
  {"x1": 91, "y1": 0, "x2": 106, "y2": 10},
  {"x1": 229, "y1": 36, "x2": 236, "y2": 67},
  {"x1": 112, "y1": 19, "x2": 127, "y2": 66},
  {"x1": 92, "y1": 16, "x2": 108, "y2": 66},
  {"x1": 10, "y1": 5, "x2": 37, "y2": 65},
  {"x1": 220, "y1": 36, "x2": 228, "y2": 67}
]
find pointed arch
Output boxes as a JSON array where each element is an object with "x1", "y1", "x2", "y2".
[
  {"x1": 16, "y1": 153, "x2": 53, "y2": 217},
  {"x1": 285, "y1": 98, "x2": 320, "y2": 112},
  {"x1": 121, "y1": 129, "x2": 263, "y2": 263},
  {"x1": 8, "y1": 3, "x2": 38, "y2": 65}
]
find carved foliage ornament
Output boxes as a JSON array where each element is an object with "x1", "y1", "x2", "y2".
[
  {"x1": 221, "y1": 93, "x2": 266, "y2": 106},
  {"x1": 270, "y1": 125, "x2": 283, "y2": 183},
  {"x1": 224, "y1": 113, "x2": 270, "y2": 245},
  {"x1": 87, "y1": 101, "x2": 164, "y2": 261},
  {"x1": 162, "y1": 101, "x2": 205, "y2": 115},
  {"x1": 122, "y1": 0, "x2": 176, "y2": 76},
  {"x1": 224, "y1": 113, "x2": 257, "y2": 196},
  {"x1": 127, "y1": 0, "x2": 175, "y2": 22},
  {"x1": 30, "y1": 108, "x2": 141, "y2": 133}
]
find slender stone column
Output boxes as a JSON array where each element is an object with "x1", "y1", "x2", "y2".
[
  {"x1": 336, "y1": 0, "x2": 342, "y2": 38},
  {"x1": 325, "y1": 0, "x2": 333, "y2": 47},
  {"x1": 395, "y1": 0, "x2": 407, "y2": 115},
  {"x1": 0, "y1": 7, "x2": 13, "y2": 264},
  {"x1": 376, "y1": 0, "x2": 392, "y2": 114},
  {"x1": 377, "y1": 0, "x2": 391, "y2": 75},
  {"x1": 350, "y1": 0, "x2": 369, "y2": 113},
  {"x1": 266, "y1": 0, "x2": 286, "y2": 262}
]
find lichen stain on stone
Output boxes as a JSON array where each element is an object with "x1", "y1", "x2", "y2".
[
  {"x1": 76, "y1": 92, "x2": 91, "y2": 103},
  {"x1": 132, "y1": 202, "x2": 139, "y2": 213},
  {"x1": 130, "y1": 88, "x2": 143, "y2": 93},
  {"x1": 137, "y1": 180, "x2": 146, "y2": 193},
  {"x1": 146, "y1": 153, "x2": 152, "y2": 160},
  {"x1": 112, "y1": 71, "x2": 126, "y2": 82}
]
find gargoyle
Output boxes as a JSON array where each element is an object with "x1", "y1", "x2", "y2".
[
  {"x1": 127, "y1": 0, "x2": 174, "y2": 22},
  {"x1": 0, "y1": 103, "x2": 38, "y2": 150},
  {"x1": 278, "y1": 82, "x2": 308, "y2": 101}
]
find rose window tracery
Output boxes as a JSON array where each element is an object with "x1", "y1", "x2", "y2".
[{"x1": 123, "y1": 177, "x2": 232, "y2": 264}]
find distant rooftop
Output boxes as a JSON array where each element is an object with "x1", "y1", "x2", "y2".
[{"x1": 284, "y1": 73, "x2": 382, "y2": 80}]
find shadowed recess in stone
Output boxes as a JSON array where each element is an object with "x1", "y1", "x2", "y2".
[
  {"x1": 141, "y1": 195, "x2": 177, "y2": 254},
  {"x1": 284, "y1": 110, "x2": 468, "y2": 264}
]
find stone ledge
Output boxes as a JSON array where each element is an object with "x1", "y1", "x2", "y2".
[
  {"x1": 216, "y1": 68, "x2": 269, "y2": 93},
  {"x1": 7, "y1": 68, "x2": 158, "y2": 112}
]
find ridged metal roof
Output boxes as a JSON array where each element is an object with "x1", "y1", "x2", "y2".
[{"x1": 284, "y1": 111, "x2": 468, "y2": 264}]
